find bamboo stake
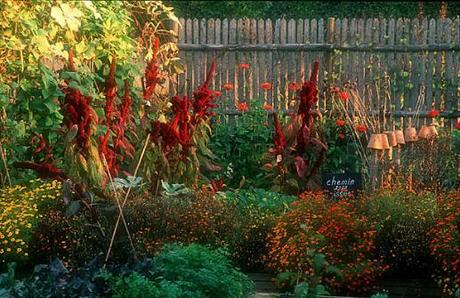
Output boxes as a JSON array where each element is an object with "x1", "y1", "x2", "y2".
[
  {"x1": 101, "y1": 153, "x2": 137, "y2": 259},
  {"x1": 104, "y1": 135, "x2": 150, "y2": 265},
  {"x1": 0, "y1": 143, "x2": 12, "y2": 187}
]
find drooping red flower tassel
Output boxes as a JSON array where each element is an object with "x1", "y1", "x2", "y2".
[{"x1": 14, "y1": 161, "x2": 68, "y2": 181}]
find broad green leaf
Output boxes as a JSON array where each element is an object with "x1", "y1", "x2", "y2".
[{"x1": 64, "y1": 200, "x2": 81, "y2": 217}]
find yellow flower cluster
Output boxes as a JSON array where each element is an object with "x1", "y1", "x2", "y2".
[{"x1": 0, "y1": 179, "x2": 62, "y2": 263}]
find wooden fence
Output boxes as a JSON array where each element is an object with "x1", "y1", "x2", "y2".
[{"x1": 173, "y1": 17, "x2": 460, "y2": 128}]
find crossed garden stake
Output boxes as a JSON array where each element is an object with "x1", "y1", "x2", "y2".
[{"x1": 103, "y1": 135, "x2": 150, "y2": 267}]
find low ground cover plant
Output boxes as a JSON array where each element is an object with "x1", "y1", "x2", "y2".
[{"x1": 0, "y1": 180, "x2": 61, "y2": 265}]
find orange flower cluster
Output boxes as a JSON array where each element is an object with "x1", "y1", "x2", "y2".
[
  {"x1": 429, "y1": 191, "x2": 460, "y2": 296},
  {"x1": 267, "y1": 192, "x2": 388, "y2": 295},
  {"x1": 237, "y1": 102, "x2": 249, "y2": 112},
  {"x1": 261, "y1": 82, "x2": 272, "y2": 90}
]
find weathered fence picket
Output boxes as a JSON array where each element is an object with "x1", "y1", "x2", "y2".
[{"x1": 174, "y1": 17, "x2": 460, "y2": 127}]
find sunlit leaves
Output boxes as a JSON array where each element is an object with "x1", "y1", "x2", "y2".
[{"x1": 50, "y1": 3, "x2": 84, "y2": 32}]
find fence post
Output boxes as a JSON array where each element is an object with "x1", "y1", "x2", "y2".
[{"x1": 325, "y1": 17, "x2": 336, "y2": 111}]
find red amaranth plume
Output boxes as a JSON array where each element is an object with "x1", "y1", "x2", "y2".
[
  {"x1": 192, "y1": 60, "x2": 218, "y2": 123},
  {"x1": 104, "y1": 56, "x2": 117, "y2": 123},
  {"x1": 120, "y1": 80, "x2": 132, "y2": 128},
  {"x1": 150, "y1": 120, "x2": 180, "y2": 153},
  {"x1": 14, "y1": 161, "x2": 68, "y2": 181},
  {"x1": 31, "y1": 134, "x2": 54, "y2": 162},
  {"x1": 273, "y1": 113, "x2": 286, "y2": 154},
  {"x1": 171, "y1": 95, "x2": 193, "y2": 146},
  {"x1": 297, "y1": 61, "x2": 319, "y2": 118},
  {"x1": 62, "y1": 49, "x2": 94, "y2": 150},
  {"x1": 295, "y1": 60, "x2": 319, "y2": 154},
  {"x1": 144, "y1": 38, "x2": 160, "y2": 101}
]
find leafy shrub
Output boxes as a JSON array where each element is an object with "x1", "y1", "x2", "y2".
[
  {"x1": 223, "y1": 188, "x2": 296, "y2": 270},
  {"x1": 429, "y1": 191, "x2": 460, "y2": 296},
  {"x1": 210, "y1": 101, "x2": 272, "y2": 188},
  {"x1": 320, "y1": 116, "x2": 362, "y2": 173},
  {"x1": 400, "y1": 129, "x2": 459, "y2": 191},
  {"x1": 267, "y1": 192, "x2": 387, "y2": 295},
  {"x1": 151, "y1": 243, "x2": 255, "y2": 297},
  {"x1": 365, "y1": 188, "x2": 438, "y2": 273},
  {"x1": 262, "y1": 63, "x2": 327, "y2": 194},
  {"x1": 0, "y1": 1, "x2": 179, "y2": 182},
  {"x1": 0, "y1": 179, "x2": 61, "y2": 264},
  {"x1": 275, "y1": 251, "x2": 339, "y2": 297},
  {"x1": 126, "y1": 186, "x2": 238, "y2": 254}
]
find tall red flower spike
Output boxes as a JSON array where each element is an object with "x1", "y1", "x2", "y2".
[
  {"x1": 104, "y1": 56, "x2": 117, "y2": 123},
  {"x1": 63, "y1": 50, "x2": 94, "y2": 150},
  {"x1": 150, "y1": 60, "x2": 218, "y2": 158},
  {"x1": 144, "y1": 38, "x2": 160, "y2": 101},
  {"x1": 273, "y1": 113, "x2": 286, "y2": 155},
  {"x1": 192, "y1": 60, "x2": 218, "y2": 123},
  {"x1": 296, "y1": 61, "x2": 319, "y2": 155}
]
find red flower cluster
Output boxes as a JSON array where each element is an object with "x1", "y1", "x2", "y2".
[
  {"x1": 339, "y1": 91, "x2": 349, "y2": 101},
  {"x1": 150, "y1": 61, "x2": 218, "y2": 155},
  {"x1": 288, "y1": 82, "x2": 300, "y2": 91},
  {"x1": 192, "y1": 61, "x2": 218, "y2": 122},
  {"x1": 428, "y1": 109, "x2": 440, "y2": 118},
  {"x1": 239, "y1": 63, "x2": 250, "y2": 69},
  {"x1": 223, "y1": 83, "x2": 234, "y2": 91},
  {"x1": 31, "y1": 134, "x2": 53, "y2": 162},
  {"x1": 237, "y1": 102, "x2": 249, "y2": 112},
  {"x1": 62, "y1": 50, "x2": 94, "y2": 150},
  {"x1": 210, "y1": 178, "x2": 225, "y2": 193},
  {"x1": 261, "y1": 82, "x2": 272, "y2": 90},
  {"x1": 99, "y1": 58, "x2": 135, "y2": 176},
  {"x1": 356, "y1": 124, "x2": 367, "y2": 133},
  {"x1": 263, "y1": 103, "x2": 273, "y2": 111},
  {"x1": 266, "y1": 61, "x2": 327, "y2": 187}
]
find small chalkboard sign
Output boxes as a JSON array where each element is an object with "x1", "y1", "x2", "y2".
[{"x1": 321, "y1": 172, "x2": 362, "y2": 200}]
